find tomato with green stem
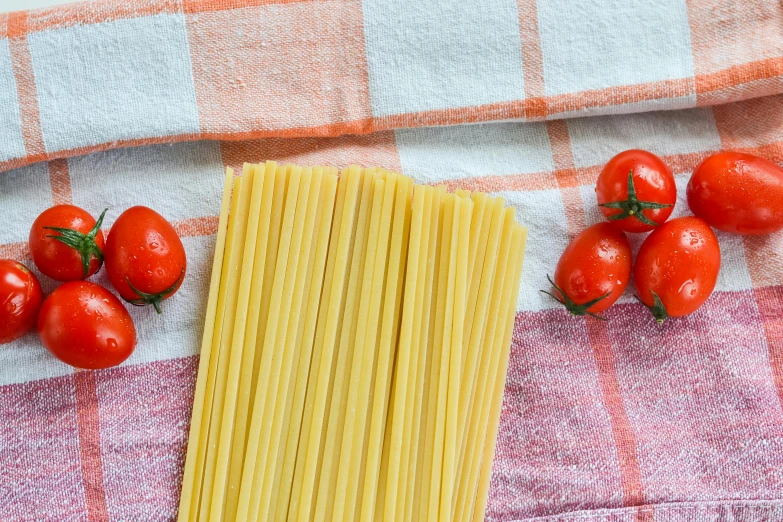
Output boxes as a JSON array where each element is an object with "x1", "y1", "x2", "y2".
[
  {"x1": 596, "y1": 149, "x2": 676, "y2": 233},
  {"x1": 634, "y1": 216, "x2": 721, "y2": 324},
  {"x1": 104, "y1": 206, "x2": 186, "y2": 314},
  {"x1": 29, "y1": 205, "x2": 107, "y2": 281},
  {"x1": 542, "y1": 222, "x2": 632, "y2": 319},
  {"x1": 37, "y1": 281, "x2": 136, "y2": 369},
  {"x1": 0, "y1": 259, "x2": 44, "y2": 344}
]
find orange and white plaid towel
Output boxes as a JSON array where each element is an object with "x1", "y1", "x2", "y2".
[{"x1": 1, "y1": 1, "x2": 782, "y2": 521}]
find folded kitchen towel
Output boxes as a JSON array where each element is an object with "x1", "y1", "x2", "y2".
[{"x1": 0, "y1": 0, "x2": 782, "y2": 521}]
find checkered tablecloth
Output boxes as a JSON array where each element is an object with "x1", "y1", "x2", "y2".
[{"x1": 1, "y1": 1, "x2": 782, "y2": 521}]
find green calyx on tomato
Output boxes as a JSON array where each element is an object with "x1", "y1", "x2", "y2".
[
  {"x1": 43, "y1": 208, "x2": 107, "y2": 279},
  {"x1": 124, "y1": 268, "x2": 184, "y2": 314},
  {"x1": 599, "y1": 171, "x2": 673, "y2": 227},
  {"x1": 541, "y1": 274, "x2": 609, "y2": 320},
  {"x1": 635, "y1": 290, "x2": 669, "y2": 325}
]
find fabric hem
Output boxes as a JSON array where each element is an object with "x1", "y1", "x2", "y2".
[{"x1": 493, "y1": 499, "x2": 783, "y2": 522}]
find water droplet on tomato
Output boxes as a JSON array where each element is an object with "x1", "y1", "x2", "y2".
[
  {"x1": 106, "y1": 338, "x2": 118, "y2": 350},
  {"x1": 149, "y1": 242, "x2": 159, "y2": 250},
  {"x1": 156, "y1": 268, "x2": 165, "y2": 277}
]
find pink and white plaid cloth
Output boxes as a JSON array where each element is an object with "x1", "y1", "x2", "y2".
[{"x1": 1, "y1": 0, "x2": 782, "y2": 520}]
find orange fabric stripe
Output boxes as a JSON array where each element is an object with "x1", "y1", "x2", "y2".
[
  {"x1": 48, "y1": 159, "x2": 73, "y2": 206},
  {"x1": 183, "y1": 0, "x2": 315, "y2": 14},
  {"x1": 14, "y1": 0, "x2": 320, "y2": 34},
  {"x1": 754, "y1": 286, "x2": 783, "y2": 414},
  {"x1": 586, "y1": 318, "x2": 646, "y2": 509},
  {"x1": 441, "y1": 171, "x2": 557, "y2": 194},
  {"x1": 171, "y1": 216, "x2": 219, "y2": 238},
  {"x1": 546, "y1": 78, "x2": 696, "y2": 115},
  {"x1": 6, "y1": 10, "x2": 27, "y2": 38},
  {"x1": 23, "y1": 0, "x2": 178, "y2": 34},
  {"x1": 695, "y1": 56, "x2": 783, "y2": 96},
  {"x1": 73, "y1": 370, "x2": 110, "y2": 522},
  {"x1": 7, "y1": 12, "x2": 46, "y2": 159},
  {"x1": 744, "y1": 234, "x2": 783, "y2": 290},
  {"x1": 0, "y1": 13, "x2": 8, "y2": 39},
  {"x1": 546, "y1": 120, "x2": 574, "y2": 171},
  {"x1": 546, "y1": 120, "x2": 585, "y2": 238},
  {"x1": 516, "y1": 0, "x2": 546, "y2": 118},
  {"x1": 377, "y1": 78, "x2": 696, "y2": 130}
]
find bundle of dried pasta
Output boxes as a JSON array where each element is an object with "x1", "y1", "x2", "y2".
[{"x1": 177, "y1": 162, "x2": 527, "y2": 522}]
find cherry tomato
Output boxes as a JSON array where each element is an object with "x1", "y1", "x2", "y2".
[
  {"x1": 29, "y1": 205, "x2": 106, "y2": 281},
  {"x1": 543, "y1": 222, "x2": 632, "y2": 318},
  {"x1": 0, "y1": 260, "x2": 44, "y2": 344},
  {"x1": 687, "y1": 151, "x2": 783, "y2": 235},
  {"x1": 104, "y1": 206, "x2": 186, "y2": 314},
  {"x1": 634, "y1": 216, "x2": 721, "y2": 323},
  {"x1": 37, "y1": 281, "x2": 136, "y2": 369},
  {"x1": 596, "y1": 149, "x2": 676, "y2": 233}
]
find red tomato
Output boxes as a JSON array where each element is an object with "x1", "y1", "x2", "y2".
[
  {"x1": 634, "y1": 216, "x2": 721, "y2": 323},
  {"x1": 37, "y1": 281, "x2": 136, "y2": 369},
  {"x1": 104, "y1": 206, "x2": 186, "y2": 314},
  {"x1": 29, "y1": 205, "x2": 106, "y2": 281},
  {"x1": 0, "y1": 260, "x2": 44, "y2": 344},
  {"x1": 543, "y1": 222, "x2": 632, "y2": 318},
  {"x1": 687, "y1": 151, "x2": 783, "y2": 235},
  {"x1": 596, "y1": 149, "x2": 676, "y2": 233}
]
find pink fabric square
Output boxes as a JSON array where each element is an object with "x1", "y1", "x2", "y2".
[
  {"x1": 488, "y1": 311, "x2": 625, "y2": 520},
  {"x1": 603, "y1": 292, "x2": 783, "y2": 504},
  {"x1": 0, "y1": 375, "x2": 88, "y2": 520},
  {"x1": 96, "y1": 357, "x2": 197, "y2": 521}
]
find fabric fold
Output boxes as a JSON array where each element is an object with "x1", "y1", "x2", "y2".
[{"x1": 0, "y1": 0, "x2": 782, "y2": 173}]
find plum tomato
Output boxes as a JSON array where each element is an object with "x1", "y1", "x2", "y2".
[
  {"x1": 37, "y1": 281, "x2": 136, "y2": 369},
  {"x1": 104, "y1": 206, "x2": 186, "y2": 314},
  {"x1": 634, "y1": 216, "x2": 721, "y2": 324},
  {"x1": 542, "y1": 222, "x2": 632, "y2": 318},
  {"x1": 687, "y1": 151, "x2": 783, "y2": 235}
]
